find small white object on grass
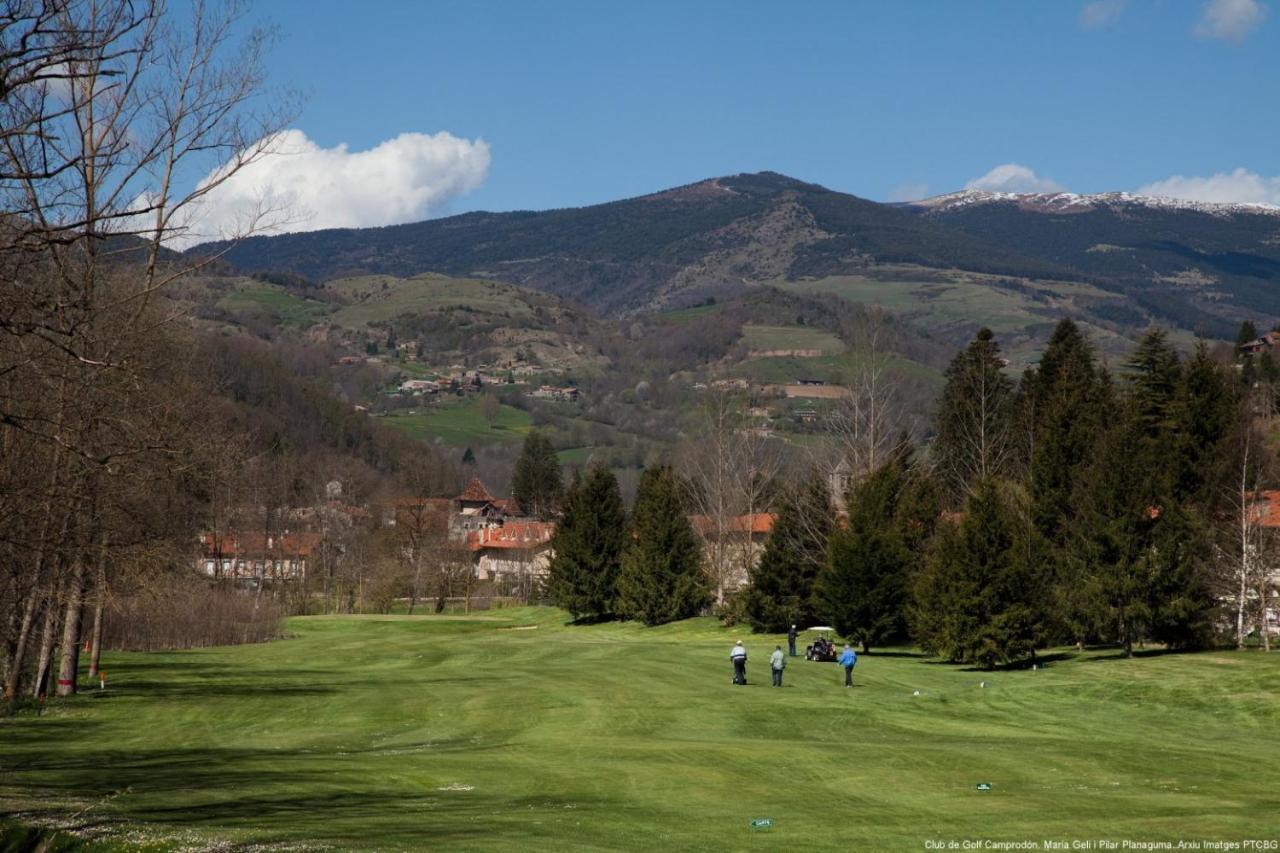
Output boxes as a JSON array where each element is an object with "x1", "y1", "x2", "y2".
[
  {"x1": 980, "y1": 681, "x2": 988, "y2": 688},
  {"x1": 912, "y1": 690, "x2": 921, "y2": 696}
]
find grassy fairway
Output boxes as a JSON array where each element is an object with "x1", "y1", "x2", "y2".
[{"x1": 3, "y1": 611, "x2": 1280, "y2": 852}]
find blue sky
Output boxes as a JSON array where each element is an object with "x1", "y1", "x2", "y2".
[{"x1": 200, "y1": 0, "x2": 1278, "y2": 237}]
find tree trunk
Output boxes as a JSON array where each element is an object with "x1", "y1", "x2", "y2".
[
  {"x1": 4, "y1": 586, "x2": 40, "y2": 699},
  {"x1": 32, "y1": 583, "x2": 63, "y2": 698},
  {"x1": 3, "y1": 499, "x2": 71, "y2": 699},
  {"x1": 407, "y1": 559, "x2": 420, "y2": 615},
  {"x1": 88, "y1": 560, "x2": 107, "y2": 678},
  {"x1": 55, "y1": 559, "x2": 88, "y2": 696},
  {"x1": 1259, "y1": 575, "x2": 1272, "y2": 653}
]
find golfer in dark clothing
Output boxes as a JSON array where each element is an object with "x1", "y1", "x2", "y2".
[
  {"x1": 787, "y1": 624, "x2": 798, "y2": 656},
  {"x1": 730, "y1": 640, "x2": 748, "y2": 685}
]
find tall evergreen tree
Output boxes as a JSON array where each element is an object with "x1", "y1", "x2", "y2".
[
  {"x1": 742, "y1": 473, "x2": 832, "y2": 633},
  {"x1": 1026, "y1": 319, "x2": 1110, "y2": 544},
  {"x1": 1071, "y1": 410, "x2": 1157, "y2": 657},
  {"x1": 1145, "y1": 501, "x2": 1216, "y2": 650},
  {"x1": 1235, "y1": 320, "x2": 1259, "y2": 386},
  {"x1": 911, "y1": 479, "x2": 1043, "y2": 668},
  {"x1": 1171, "y1": 343, "x2": 1237, "y2": 505},
  {"x1": 933, "y1": 328, "x2": 1017, "y2": 503},
  {"x1": 1126, "y1": 328, "x2": 1182, "y2": 438},
  {"x1": 512, "y1": 430, "x2": 564, "y2": 520},
  {"x1": 546, "y1": 464, "x2": 625, "y2": 622},
  {"x1": 814, "y1": 452, "x2": 913, "y2": 652},
  {"x1": 616, "y1": 466, "x2": 710, "y2": 625},
  {"x1": 1236, "y1": 320, "x2": 1258, "y2": 348}
]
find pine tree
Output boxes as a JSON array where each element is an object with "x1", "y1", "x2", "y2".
[
  {"x1": 1145, "y1": 501, "x2": 1215, "y2": 650},
  {"x1": 461, "y1": 447, "x2": 476, "y2": 468},
  {"x1": 1171, "y1": 343, "x2": 1237, "y2": 505},
  {"x1": 933, "y1": 328, "x2": 1017, "y2": 503},
  {"x1": 742, "y1": 473, "x2": 832, "y2": 633},
  {"x1": 1236, "y1": 320, "x2": 1258, "y2": 349},
  {"x1": 512, "y1": 430, "x2": 564, "y2": 519},
  {"x1": 1071, "y1": 410, "x2": 1156, "y2": 658},
  {"x1": 546, "y1": 464, "x2": 625, "y2": 622},
  {"x1": 1026, "y1": 319, "x2": 1110, "y2": 544},
  {"x1": 615, "y1": 466, "x2": 710, "y2": 625},
  {"x1": 1127, "y1": 328, "x2": 1182, "y2": 438},
  {"x1": 911, "y1": 479, "x2": 1042, "y2": 668},
  {"x1": 814, "y1": 453, "x2": 913, "y2": 652}
]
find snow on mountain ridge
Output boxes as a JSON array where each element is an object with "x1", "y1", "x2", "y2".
[{"x1": 911, "y1": 189, "x2": 1280, "y2": 217}]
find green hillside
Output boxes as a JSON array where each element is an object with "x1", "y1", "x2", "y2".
[
  {"x1": 740, "y1": 323, "x2": 845, "y2": 354},
  {"x1": 327, "y1": 273, "x2": 546, "y2": 328},
  {"x1": 3, "y1": 612, "x2": 1278, "y2": 851},
  {"x1": 383, "y1": 398, "x2": 534, "y2": 446},
  {"x1": 215, "y1": 280, "x2": 333, "y2": 327}
]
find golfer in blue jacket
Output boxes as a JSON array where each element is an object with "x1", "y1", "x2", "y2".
[{"x1": 839, "y1": 643, "x2": 857, "y2": 688}]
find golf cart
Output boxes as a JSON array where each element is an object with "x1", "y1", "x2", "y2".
[{"x1": 805, "y1": 627, "x2": 839, "y2": 662}]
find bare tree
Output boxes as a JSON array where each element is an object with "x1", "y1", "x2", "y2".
[
  {"x1": 828, "y1": 308, "x2": 902, "y2": 482},
  {"x1": 1, "y1": 0, "x2": 290, "y2": 698},
  {"x1": 932, "y1": 328, "x2": 1017, "y2": 502},
  {"x1": 1218, "y1": 404, "x2": 1278, "y2": 652},
  {"x1": 681, "y1": 390, "x2": 781, "y2": 604}
]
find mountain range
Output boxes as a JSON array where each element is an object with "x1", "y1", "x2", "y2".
[{"x1": 192, "y1": 171, "x2": 1280, "y2": 339}]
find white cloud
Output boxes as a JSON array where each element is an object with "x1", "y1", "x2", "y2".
[
  {"x1": 176, "y1": 129, "x2": 490, "y2": 248},
  {"x1": 1080, "y1": 0, "x2": 1126, "y2": 29},
  {"x1": 887, "y1": 182, "x2": 930, "y2": 202},
  {"x1": 964, "y1": 164, "x2": 1064, "y2": 194},
  {"x1": 1194, "y1": 0, "x2": 1267, "y2": 41},
  {"x1": 1137, "y1": 168, "x2": 1280, "y2": 205}
]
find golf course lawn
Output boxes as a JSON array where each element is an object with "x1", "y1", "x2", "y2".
[{"x1": 3, "y1": 610, "x2": 1279, "y2": 852}]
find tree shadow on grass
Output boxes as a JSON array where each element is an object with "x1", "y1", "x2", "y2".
[
  {"x1": 967, "y1": 651, "x2": 1079, "y2": 672},
  {"x1": 1081, "y1": 647, "x2": 1189, "y2": 662},
  {"x1": 2, "y1": 738, "x2": 614, "y2": 848},
  {"x1": 81, "y1": 656, "x2": 354, "y2": 699},
  {"x1": 918, "y1": 651, "x2": 1079, "y2": 672}
]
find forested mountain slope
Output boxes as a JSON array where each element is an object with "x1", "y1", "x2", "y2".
[{"x1": 191, "y1": 172, "x2": 1280, "y2": 338}]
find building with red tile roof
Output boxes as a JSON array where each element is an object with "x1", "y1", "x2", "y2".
[
  {"x1": 198, "y1": 531, "x2": 323, "y2": 583},
  {"x1": 465, "y1": 521, "x2": 556, "y2": 591}
]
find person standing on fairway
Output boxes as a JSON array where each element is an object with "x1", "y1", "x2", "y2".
[
  {"x1": 731, "y1": 640, "x2": 748, "y2": 685},
  {"x1": 770, "y1": 645, "x2": 786, "y2": 687},
  {"x1": 787, "y1": 624, "x2": 798, "y2": 657},
  {"x1": 839, "y1": 643, "x2": 857, "y2": 688}
]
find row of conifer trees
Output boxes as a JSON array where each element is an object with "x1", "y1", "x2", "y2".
[{"x1": 548, "y1": 318, "x2": 1258, "y2": 667}]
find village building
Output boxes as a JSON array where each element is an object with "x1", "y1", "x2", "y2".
[
  {"x1": 1239, "y1": 331, "x2": 1280, "y2": 356},
  {"x1": 455, "y1": 476, "x2": 515, "y2": 531},
  {"x1": 197, "y1": 531, "x2": 323, "y2": 583},
  {"x1": 389, "y1": 477, "x2": 526, "y2": 541},
  {"x1": 466, "y1": 521, "x2": 556, "y2": 591},
  {"x1": 399, "y1": 379, "x2": 439, "y2": 395},
  {"x1": 1238, "y1": 490, "x2": 1280, "y2": 637},
  {"x1": 828, "y1": 458, "x2": 854, "y2": 512},
  {"x1": 530, "y1": 385, "x2": 579, "y2": 402},
  {"x1": 689, "y1": 512, "x2": 775, "y2": 593}
]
